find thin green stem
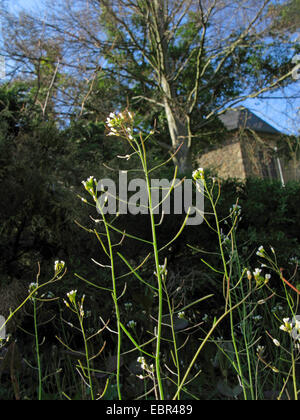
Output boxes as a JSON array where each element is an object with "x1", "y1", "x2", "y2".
[
  {"x1": 291, "y1": 347, "x2": 298, "y2": 400},
  {"x1": 206, "y1": 184, "x2": 248, "y2": 399},
  {"x1": 141, "y1": 141, "x2": 165, "y2": 400},
  {"x1": 227, "y1": 289, "x2": 248, "y2": 400},
  {"x1": 132, "y1": 135, "x2": 165, "y2": 399},
  {"x1": 33, "y1": 297, "x2": 42, "y2": 400},
  {"x1": 164, "y1": 283, "x2": 181, "y2": 399},
  {"x1": 102, "y1": 213, "x2": 123, "y2": 400},
  {"x1": 172, "y1": 290, "x2": 252, "y2": 400},
  {"x1": 78, "y1": 312, "x2": 94, "y2": 400}
]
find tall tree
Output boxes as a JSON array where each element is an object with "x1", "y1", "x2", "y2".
[
  {"x1": 1, "y1": 0, "x2": 298, "y2": 173},
  {"x1": 268, "y1": 0, "x2": 300, "y2": 34},
  {"x1": 97, "y1": 0, "x2": 298, "y2": 172}
]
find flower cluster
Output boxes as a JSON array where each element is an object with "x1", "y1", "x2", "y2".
[
  {"x1": 54, "y1": 260, "x2": 65, "y2": 274},
  {"x1": 81, "y1": 176, "x2": 98, "y2": 203},
  {"x1": 247, "y1": 268, "x2": 270, "y2": 286},
  {"x1": 192, "y1": 167, "x2": 204, "y2": 180},
  {"x1": 229, "y1": 203, "x2": 241, "y2": 217},
  {"x1": 82, "y1": 175, "x2": 96, "y2": 190},
  {"x1": 137, "y1": 356, "x2": 147, "y2": 370},
  {"x1": 137, "y1": 356, "x2": 154, "y2": 379},
  {"x1": 124, "y1": 302, "x2": 133, "y2": 311},
  {"x1": 256, "y1": 245, "x2": 265, "y2": 257},
  {"x1": 280, "y1": 317, "x2": 293, "y2": 333},
  {"x1": 66, "y1": 289, "x2": 77, "y2": 305},
  {"x1": 28, "y1": 282, "x2": 38, "y2": 292},
  {"x1": 127, "y1": 320, "x2": 136, "y2": 329},
  {"x1": 82, "y1": 176, "x2": 97, "y2": 195},
  {"x1": 106, "y1": 111, "x2": 134, "y2": 140},
  {"x1": 220, "y1": 229, "x2": 231, "y2": 246},
  {"x1": 154, "y1": 262, "x2": 168, "y2": 280},
  {"x1": 289, "y1": 256, "x2": 300, "y2": 265},
  {"x1": 28, "y1": 282, "x2": 38, "y2": 299},
  {"x1": 271, "y1": 303, "x2": 284, "y2": 314},
  {"x1": 256, "y1": 345, "x2": 265, "y2": 356},
  {"x1": 64, "y1": 290, "x2": 85, "y2": 318},
  {"x1": 279, "y1": 316, "x2": 300, "y2": 348}
]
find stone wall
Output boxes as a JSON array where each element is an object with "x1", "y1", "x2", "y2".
[
  {"x1": 197, "y1": 140, "x2": 247, "y2": 180},
  {"x1": 197, "y1": 130, "x2": 300, "y2": 183},
  {"x1": 281, "y1": 160, "x2": 300, "y2": 183}
]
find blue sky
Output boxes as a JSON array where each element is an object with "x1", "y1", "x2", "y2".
[
  {"x1": 242, "y1": 86, "x2": 299, "y2": 136},
  {"x1": 5, "y1": 0, "x2": 300, "y2": 135},
  {"x1": 8, "y1": 0, "x2": 39, "y2": 13}
]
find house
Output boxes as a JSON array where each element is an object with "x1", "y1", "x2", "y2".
[{"x1": 196, "y1": 107, "x2": 299, "y2": 184}]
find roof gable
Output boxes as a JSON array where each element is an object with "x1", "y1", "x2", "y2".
[{"x1": 219, "y1": 107, "x2": 280, "y2": 134}]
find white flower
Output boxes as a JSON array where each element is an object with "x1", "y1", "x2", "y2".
[
  {"x1": 253, "y1": 268, "x2": 262, "y2": 277},
  {"x1": 294, "y1": 319, "x2": 300, "y2": 331},
  {"x1": 107, "y1": 127, "x2": 117, "y2": 134},
  {"x1": 67, "y1": 290, "x2": 77, "y2": 305},
  {"x1": 230, "y1": 203, "x2": 242, "y2": 216},
  {"x1": 154, "y1": 263, "x2": 168, "y2": 277},
  {"x1": 256, "y1": 246, "x2": 265, "y2": 257},
  {"x1": 178, "y1": 311, "x2": 185, "y2": 319},
  {"x1": 265, "y1": 273, "x2": 271, "y2": 281},
  {"x1": 54, "y1": 260, "x2": 65, "y2": 273},
  {"x1": 256, "y1": 345, "x2": 265, "y2": 355},
  {"x1": 273, "y1": 338, "x2": 280, "y2": 347},
  {"x1": 271, "y1": 304, "x2": 283, "y2": 313},
  {"x1": 82, "y1": 176, "x2": 96, "y2": 191},
  {"x1": 106, "y1": 110, "x2": 134, "y2": 138},
  {"x1": 291, "y1": 316, "x2": 300, "y2": 340},
  {"x1": 137, "y1": 356, "x2": 147, "y2": 370},
  {"x1": 28, "y1": 282, "x2": 38, "y2": 298},
  {"x1": 159, "y1": 264, "x2": 168, "y2": 276},
  {"x1": 127, "y1": 320, "x2": 136, "y2": 329},
  {"x1": 192, "y1": 168, "x2": 204, "y2": 180},
  {"x1": 28, "y1": 282, "x2": 37, "y2": 291},
  {"x1": 280, "y1": 318, "x2": 292, "y2": 333}
]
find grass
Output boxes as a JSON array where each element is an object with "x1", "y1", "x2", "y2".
[{"x1": 0, "y1": 110, "x2": 299, "y2": 400}]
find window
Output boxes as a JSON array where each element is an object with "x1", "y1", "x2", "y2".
[{"x1": 258, "y1": 151, "x2": 278, "y2": 180}]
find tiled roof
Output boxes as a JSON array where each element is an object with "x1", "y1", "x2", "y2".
[{"x1": 219, "y1": 107, "x2": 280, "y2": 134}]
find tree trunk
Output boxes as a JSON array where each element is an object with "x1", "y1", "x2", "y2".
[
  {"x1": 163, "y1": 97, "x2": 192, "y2": 175},
  {"x1": 151, "y1": 0, "x2": 192, "y2": 175}
]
